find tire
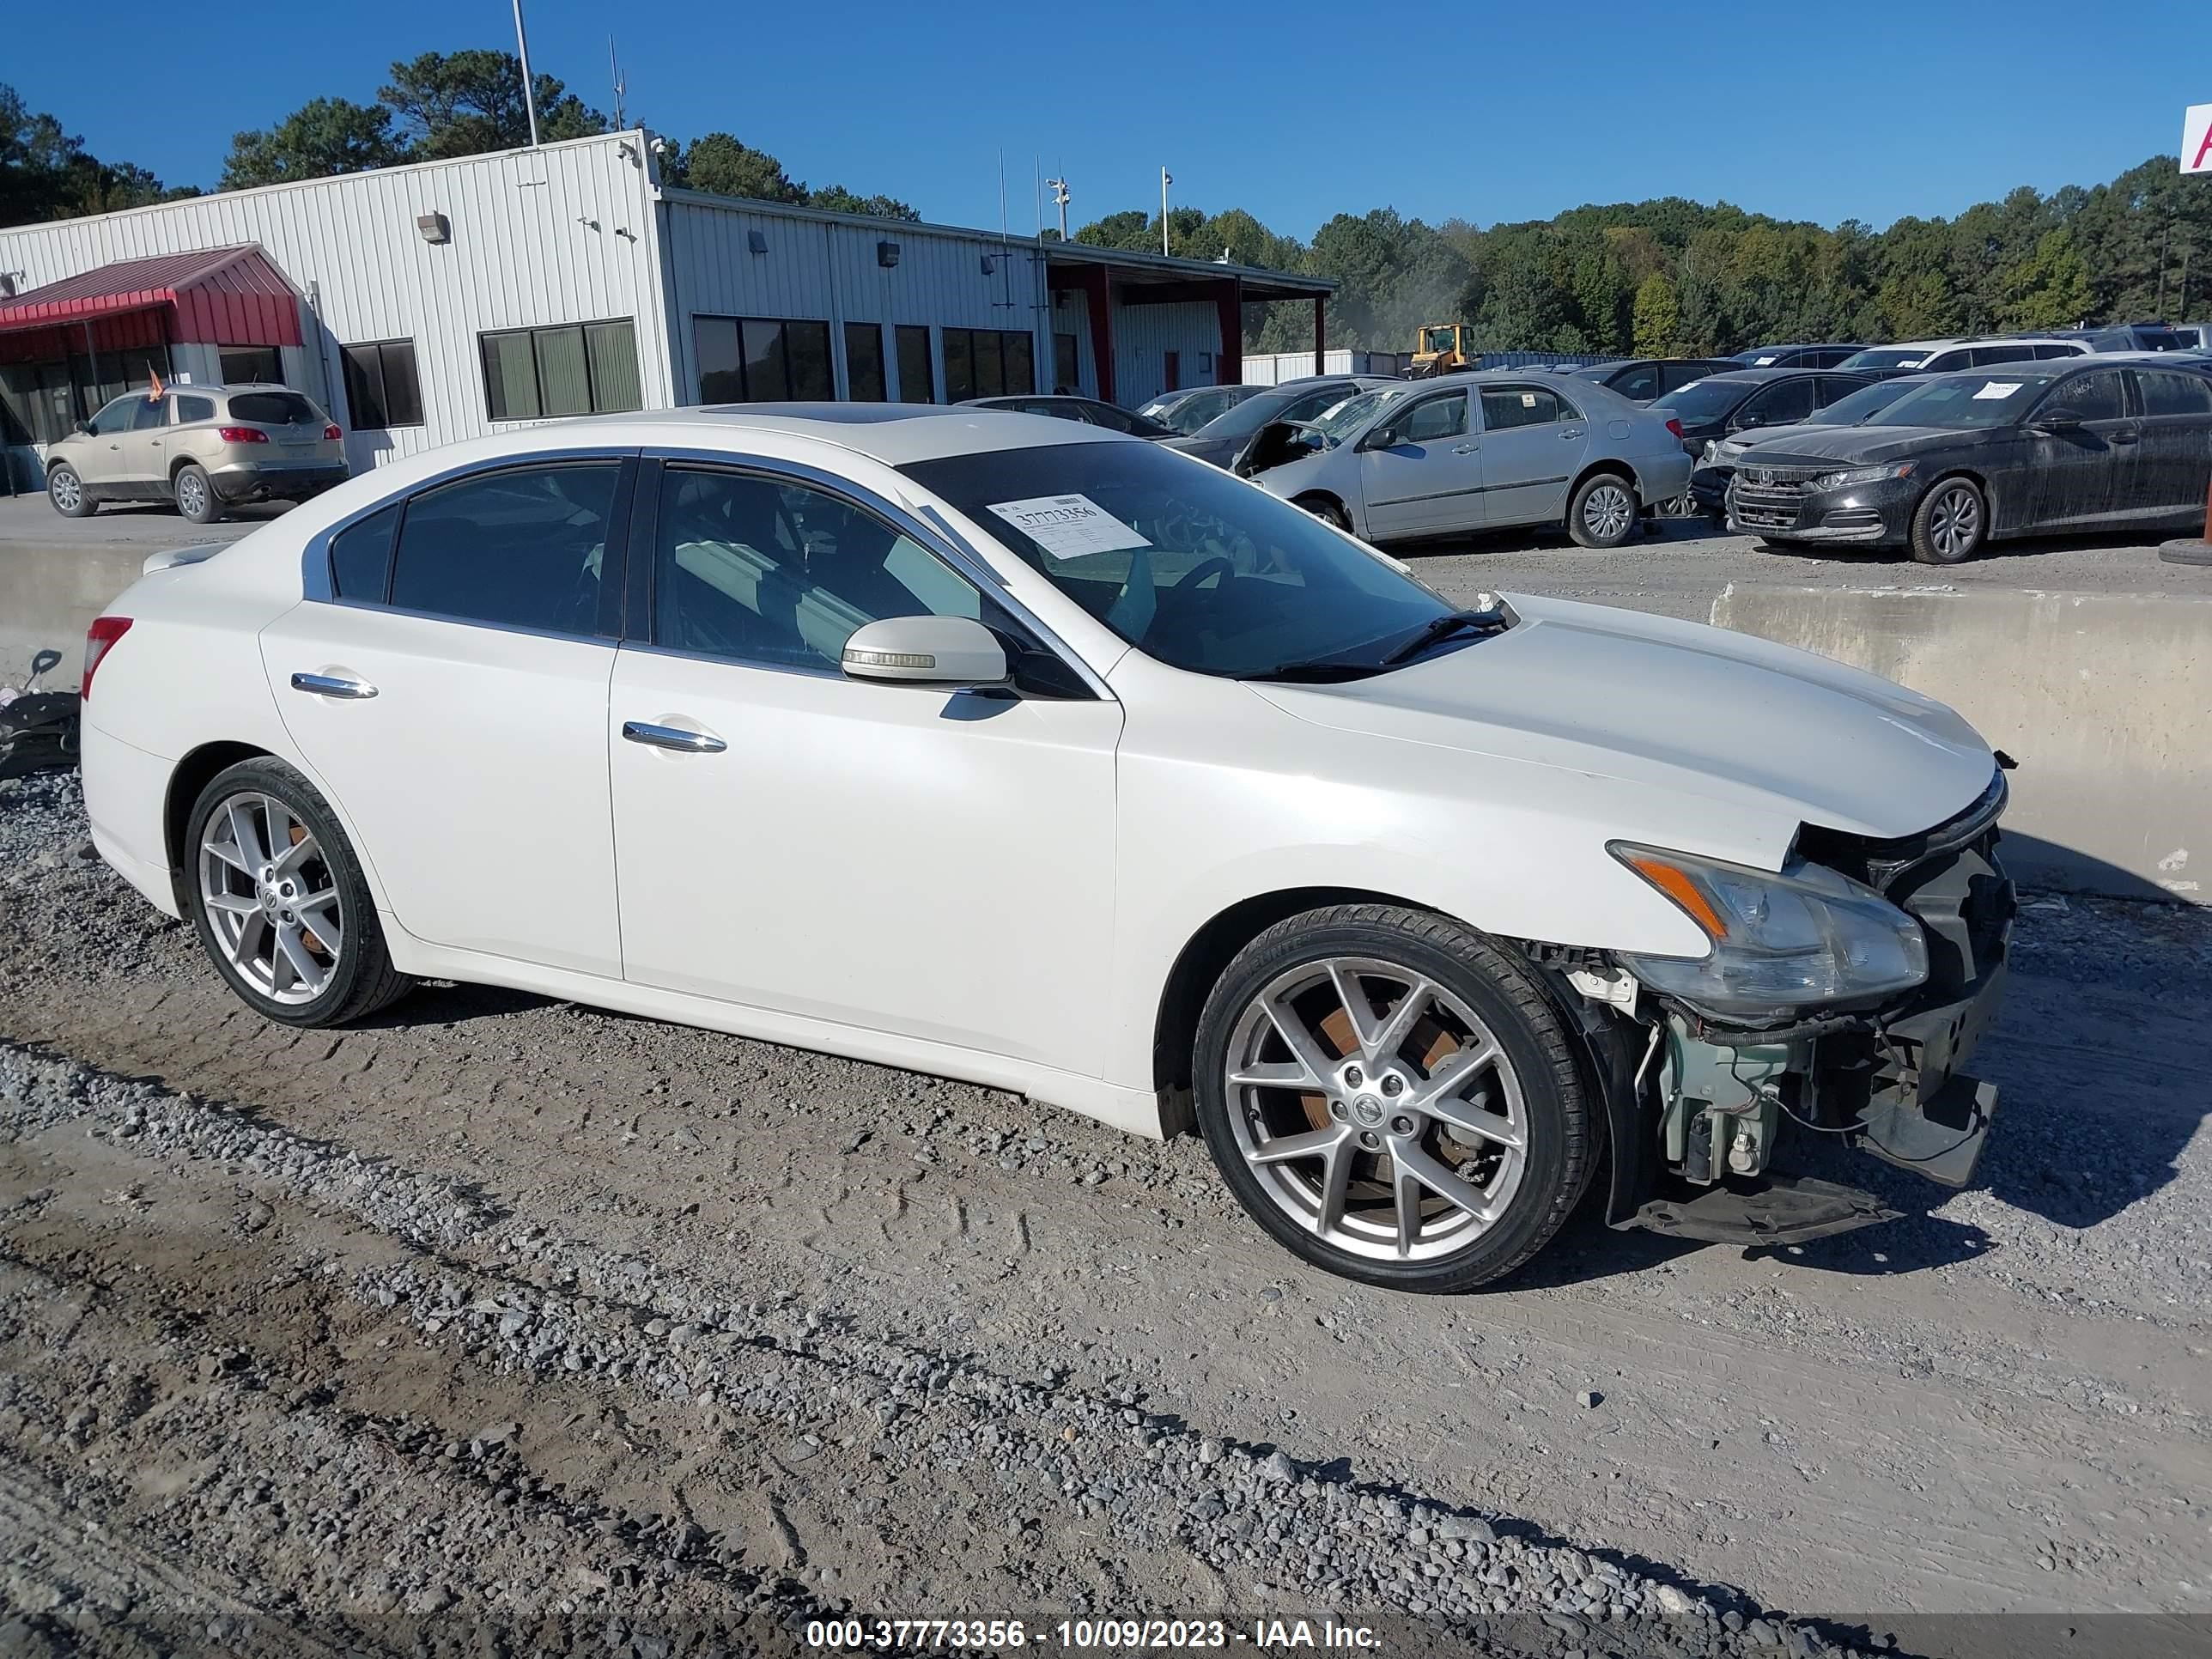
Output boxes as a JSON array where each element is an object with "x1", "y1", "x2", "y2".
[
  {"x1": 1909, "y1": 477, "x2": 1985, "y2": 565},
  {"x1": 47, "y1": 465, "x2": 94, "y2": 519},
  {"x1": 1296, "y1": 494, "x2": 1353, "y2": 532},
  {"x1": 1566, "y1": 471, "x2": 1638, "y2": 549},
  {"x1": 185, "y1": 757, "x2": 412, "y2": 1028},
  {"x1": 1192, "y1": 903, "x2": 1597, "y2": 1293},
  {"x1": 173, "y1": 462, "x2": 222, "y2": 525}
]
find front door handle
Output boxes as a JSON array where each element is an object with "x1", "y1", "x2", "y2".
[
  {"x1": 290, "y1": 672, "x2": 376, "y2": 699},
  {"x1": 1452, "y1": 443, "x2": 1479, "y2": 455},
  {"x1": 2110, "y1": 430, "x2": 2139, "y2": 446},
  {"x1": 622, "y1": 720, "x2": 726, "y2": 754}
]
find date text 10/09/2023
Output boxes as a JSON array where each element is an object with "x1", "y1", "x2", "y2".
[{"x1": 803, "y1": 1619, "x2": 1384, "y2": 1650}]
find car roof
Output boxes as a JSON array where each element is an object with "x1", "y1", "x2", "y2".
[
  {"x1": 552, "y1": 402, "x2": 1132, "y2": 465},
  {"x1": 1674, "y1": 367, "x2": 1826, "y2": 386}
]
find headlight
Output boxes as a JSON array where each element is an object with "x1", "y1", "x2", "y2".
[
  {"x1": 1707, "y1": 441, "x2": 1740, "y2": 464},
  {"x1": 1609, "y1": 842, "x2": 1928, "y2": 1020},
  {"x1": 1810, "y1": 462, "x2": 1915, "y2": 490}
]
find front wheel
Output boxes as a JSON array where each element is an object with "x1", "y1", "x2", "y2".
[
  {"x1": 1910, "y1": 477, "x2": 1985, "y2": 564},
  {"x1": 173, "y1": 463, "x2": 222, "y2": 524},
  {"x1": 185, "y1": 758, "x2": 412, "y2": 1027},
  {"x1": 47, "y1": 465, "x2": 94, "y2": 518},
  {"x1": 1295, "y1": 494, "x2": 1353, "y2": 532},
  {"x1": 1566, "y1": 472, "x2": 1638, "y2": 549},
  {"x1": 1193, "y1": 904, "x2": 1597, "y2": 1292}
]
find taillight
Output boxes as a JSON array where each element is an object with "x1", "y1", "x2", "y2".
[
  {"x1": 323, "y1": 423, "x2": 343, "y2": 441},
  {"x1": 82, "y1": 617, "x2": 132, "y2": 700},
  {"x1": 217, "y1": 426, "x2": 269, "y2": 443},
  {"x1": 1664, "y1": 416, "x2": 1685, "y2": 441}
]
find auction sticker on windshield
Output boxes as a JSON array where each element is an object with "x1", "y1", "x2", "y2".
[
  {"x1": 1973, "y1": 381, "x2": 2025, "y2": 400},
  {"x1": 988, "y1": 495, "x2": 1152, "y2": 558}
]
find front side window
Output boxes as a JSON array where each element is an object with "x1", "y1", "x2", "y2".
[
  {"x1": 1400, "y1": 394, "x2": 1470, "y2": 444},
  {"x1": 87, "y1": 397, "x2": 138, "y2": 436},
  {"x1": 1480, "y1": 385, "x2": 1564, "y2": 431},
  {"x1": 902, "y1": 441, "x2": 1455, "y2": 680},
  {"x1": 130, "y1": 397, "x2": 168, "y2": 431},
  {"x1": 481, "y1": 320, "x2": 641, "y2": 420},
  {"x1": 342, "y1": 339, "x2": 424, "y2": 428},
  {"x1": 330, "y1": 502, "x2": 400, "y2": 600},
  {"x1": 387, "y1": 462, "x2": 623, "y2": 634},
  {"x1": 2052, "y1": 369, "x2": 2125, "y2": 422},
  {"x1": 1738, "y1": 379, "x2": 1816, "y2": 428},
  {"x1": 653, "y1": 465, "x2": 990, "y2": 672},
  {"x1": 1610, "y1": 364, "x2": 1661, "y2": 401}
]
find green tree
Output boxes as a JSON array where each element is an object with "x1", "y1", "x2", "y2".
[
  {"x1": 1631, "y1": 271, "x2": 1680, "y2": 356},
  {"x1": 2, "y1": 83, "x2": 188, "y2": 226},
  {"x1": 379, "y1": 51, "x2": 605, "y2": 160},
  {"x1": 806, "y1": 184, "x2": 919, "y2": 221},
  {"x1": 222, "y1": 98, "x2": 410, "y2": 190},
  {"x1": 2000, "y1": 228, "x2": 2094, "y2": 330},
  {"x1": 1073, "y1": 210, "x2": 1153, "y2": 250},
  {"x1": 672, "y1": 132, "x2": 802, "y2": 203}
]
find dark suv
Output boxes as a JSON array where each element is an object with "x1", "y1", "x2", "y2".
[{"x1": 1566, "y1": 357, "x2": 1742, "y2": 404}]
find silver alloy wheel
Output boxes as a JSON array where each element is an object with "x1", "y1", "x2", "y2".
[
  {"x1": 198, "y1": 791, "x2": 343, "y2": 1006},
  {"x1": 1927, "y1": 483, "x2": 1981, "y2": 558},
  {"x1": 50, "y1": 471, "x2": 81, "y2": 512},
  {"x1": 177, "y1": 470, "x2": 209, "y2": 518},
  {"x1": 1223, "y1": 957, "x2": 1528, "y2": 1262},
  {"x1": 1582, "y1": 481, "x2": 1633, "y2": 540}
]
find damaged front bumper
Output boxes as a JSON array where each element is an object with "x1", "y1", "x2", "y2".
[{"x1": 1602, "y1": 772, "x2": 2014, "y2": 1246}]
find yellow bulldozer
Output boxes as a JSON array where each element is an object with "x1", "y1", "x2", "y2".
[{"x1": 1408, "y1": 323, "x2": 1474, "y2": 378}]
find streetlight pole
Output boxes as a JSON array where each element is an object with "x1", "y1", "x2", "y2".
[
  {"x1": 1160, "y1": 167, "x2": 1171, "y2": 257},
  {"x1": 513, "y1": 0, "x2": 542, "y2": 147}
]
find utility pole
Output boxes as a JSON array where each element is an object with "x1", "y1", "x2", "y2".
[
  {"x1": 1046, "y1": 175, "x2": 1070, "y2": 241},
  {"x1": 513, "y1": 0, "x2": 542, "y2": 147},
  {"x1": 1160, "y1": 166, "x2": 1172, "y2": 257}
]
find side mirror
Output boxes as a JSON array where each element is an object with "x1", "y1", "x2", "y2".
[
  {"x1": 841, "y1": 615, "x2": 1008, "y2": 688},
  {"x1": 29, "y1": 648, "x2": 62, "y2": 677},
  {"x1": 2033, "y1": 407, "x2": 2083, "y2": 433},
  {"x1": 74, "y1": 421, "x2": 93, "y2": 437},
  {"x1": 1357, "y1": 425, "x2": 1401, "y2": 452},
  {"x1": 1731, "y1": 411, "x2": 1765, "y2": 431}
]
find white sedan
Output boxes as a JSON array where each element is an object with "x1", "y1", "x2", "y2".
[{"x1": 79, "y1": 405, "x2": 2013, "y2": 1291}]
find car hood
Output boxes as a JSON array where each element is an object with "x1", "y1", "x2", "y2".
[
  {"x1": 1734, "y1": 426, "x2": 1978, "y2": 467},
  {"x1": 1164, "y1": 432, "x2": 1241, "y2": 468},
  {"x1": 1707, "y1": 420, "x2": 1834, "y2": 457},
  {"x1": 1248, "y1": 592, "x2": 1995, "y2": 845}
]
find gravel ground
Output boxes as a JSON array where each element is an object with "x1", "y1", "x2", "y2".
[{"x1": 3, "y1": 769, "x2": 2209, "y2": 1656}]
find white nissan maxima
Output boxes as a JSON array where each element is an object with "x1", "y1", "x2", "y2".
[{"x1": 79, "y1": 405, "x2": 2013, "y2": 1291}]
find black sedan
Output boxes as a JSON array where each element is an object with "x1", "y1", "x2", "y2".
[
  {"x1": 1728, "y1": 356, "x2": 2212, "y2": 563},
  {"x1": 1135, "y1": 383, "x2": 1267, "y2": 434},
  {"x1": 961, "y1": 395, "x2": 1176, "y2": 437},
  {"x1": 1568, "y1": 356, "x2": 1741, "y2": 404},
  {"x1": 1728, "y1": 343, "x2": 1867, "y2": 368},
  {"x1": 1650, "y1": 368, "x2": 1881, "y2": 510}
]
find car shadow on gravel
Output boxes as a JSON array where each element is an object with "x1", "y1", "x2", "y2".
[{"x1": 1748, "y1": 525, "x2": 2174, "y2": 569}]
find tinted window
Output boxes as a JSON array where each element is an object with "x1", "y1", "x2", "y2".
[
  {"x1": 342, "y1": 340, "x2": 424, "y2": 428},
  {"x1": 698, "y1": 316, "x2": 832, "y2": 403},
  {"x1": 1661, "y1": 362, "x2": 1722, "y2": 393},
  {"x1": 653, "y1": 466, "x2": 984, "y2": 671},
  {"x1": 228, "y1": 392, "x2": 321, "y2": 426},
  {"x1": 845, "y1": 323, "x2": 887, "y2": 402},
  {"x1": 131, "y1": 398, "x2": 168, "y2": 431},
  {"x1": 481, "y1": 321, "x2": 640, "y2": 419},
  {"x1": 1969, "y1": 344, "x2": 2036, "y2": 367},
  {"x1": 897, "y1": 325, "x2": 935, "y2": 402},
  {"x1": 329, "y1": 502, "x2": 399, "y2": 600},
  {"x1": 1480, "y1": 385, "x2": 1563, "y2": 430},
  {"x1": 2052, "y1": 369, "x2": 2125, "y2": 422},
  {"x1": 388, "y1": 463, "x2": 623, "y2": 634},
  {"x1": 1609, "y1": 364, "x2": 1662, "y2": 401},
  {"x1": 2138, "y1": 369, "x2": 2212, "y2": 416},
  {"x1": 1921, "y1": 349, "x2": 1972, "y2": 373},
  {"x1": 1811, "y1": 377, "x2": 1864, "y2": 409},
  {"x1": 1738, "y1": 379, "x2": 1815, "y2": 428},
  {"x1": 2031, "y1": 342, "x2": 2081, "y2": 360},
  {"x1": 87, "y1": 397, "x2": 137, "y2": 435},
  {"x1": 1839, "y1": 348, "x2": 1934, "y2": 370},
  {"x1": 175, "y1": 394, "x2": 216, "y2": 424},
  {"x1": 1401, "y1": 394, "x2": 1469, "y2": 443},
  {"x1": 1053, "y1": 332, "x2": 1079, "y2": 393},
  {"x1": 902, "y1": 441, "x2": 1455, "y2": 680}
]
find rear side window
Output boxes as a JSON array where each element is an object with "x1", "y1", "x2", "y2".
[
  {"x1": 228, "y1": 392, "x2": 321, "y2": 426},
  {"x1": 386, "y1": 462, "x2": 624, "y2": 634},
  {"x1": 175, "y1": 394, "x2": 216, "y2": 423},
  {"x1": 330, "y1": 503, "x2": 400, "y2": 600},
  {"x1": 1969, "y1": 344, "x2": 2035, "y2": 368},
  {"x1": 2030, "y1": 343, "x2": 2079, "y2": 360},
  {"x1": 2137, "y1": 370, "x2": 2212, "y2": 416},
  {"x1": 1923, "y1": 349, "x2": 1972, "y2": 372},
  {"x1": 1480, "y1": 386, "x2": 1563, "y2": 430}
]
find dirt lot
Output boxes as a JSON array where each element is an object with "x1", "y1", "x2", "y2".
[{"x1": 2, "y1": 759, "x2": 2209, "y2": 1657}]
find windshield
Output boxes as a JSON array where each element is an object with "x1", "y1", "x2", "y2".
[
  {"x1": 900, "y1": 441, "x2": 1455, "y2": 679},
  {"x1": 1814, "y1": 378, "x2": 1920, "y2": 424},
  {"x1": 1862, "y1": 372, "x2": 2058, "y2": 429},
  {"x1": 1143, "y1": 392, "x2": 1223, "y2": 434},
  {"x1": 1308, "y1": 389, "x2": 1392, "y2": 439},
  {"x1": 1654, "y1": 379, "x2": 1752, "y2": 421},
  {"x1": 1191, "y1": 382, "x2": 1353, "y2": 441},
  {"x1": 1838, "y1": 348, "x2": 1931, "y2": 370},
  {"x1": 1420, "y1": 327, "x2": 1459, "y2": 353}
]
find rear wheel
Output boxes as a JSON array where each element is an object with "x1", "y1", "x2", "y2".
[
  {"x1": 174, "y1": 463, "x2": 222, "y2": 525},
  {"x1": 47, "y1": 465, "x2": 94, "y2": 518},
  {"x1": 1193, "y1": 904, "x2": 1595, "y2": 1292},
  {"x1": 1567, "y1": 472, "x2": 1638, "y2": 549},
  {"x1": 1910, "y1": 477, "x2": 1984, "y2": 564},
  {"x1": 185, "y1": 758, "x2": 412, "y2": 1028}
]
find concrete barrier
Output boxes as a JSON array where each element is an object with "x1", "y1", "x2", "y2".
[
  {"x1": 1710, "y1": 586, "x2": 2210, "y2": 902},
  {"x1": 0, "y1": 541, "x2": 152, "y2": 686}
]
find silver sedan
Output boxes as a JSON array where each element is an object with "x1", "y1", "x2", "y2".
[{"x1": 1243, "y1": 372, "x2": 1692, "y2": 549}]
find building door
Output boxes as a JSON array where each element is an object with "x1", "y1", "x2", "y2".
[
  {"x1": 1164, "y1": 350, "x2": 1180, "y2": 393},
  {"x1": 1054, "y1": 333, "x2": 1079, "y2": 395}
]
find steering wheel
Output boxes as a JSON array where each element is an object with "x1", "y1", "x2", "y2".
[{"x1": 1170, "y1": 556, "x2": 1235, "y2": 592}]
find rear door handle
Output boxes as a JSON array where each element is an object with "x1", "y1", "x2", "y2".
[
  {"x1": 290, "y1": 672, "x2": 376, "y2": 699},
  {"x1": 1560, "y1": 428, "x2": 1585, "y2": 440},
  {"x1": 622, "y1": 720, "x2": 726, "y2": 754}
]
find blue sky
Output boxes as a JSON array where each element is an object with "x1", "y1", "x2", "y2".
[{"x1": 12, "y1": 0, "x2": 2207, "y2": 240}]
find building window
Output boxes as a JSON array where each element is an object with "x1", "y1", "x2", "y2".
[
  {"x1": 340, "y1": 339, "x2": 424, "y2": 429},
  {"x1": 479, "y1": 319, "x2": 642, "y2": 421},
  {"x1": 844, "y1": 323, "x2": 888, "y2": 402},
  {"x1": 2, "y1": 343, "x2": 171, "y2": 445},
  {"x1": 941, "y1": 328, "x2": 1035, "y2": 403},
  {"x1": 695, "y1": 316, "x2": 833, "y2": 403},
  {"x1": 1054, "y1": 332, "x2": 1079, "y2": 394},
  {"x1": 896, "y1": 325, "x2": 935, "y2": 403},
  {"x1": 219, "y1": 345, "x2": 282, "y2": 386}
]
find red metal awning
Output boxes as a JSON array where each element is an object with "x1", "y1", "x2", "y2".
[{"x1": 0, "y1": 245, "x2": 302, "y2": 347}]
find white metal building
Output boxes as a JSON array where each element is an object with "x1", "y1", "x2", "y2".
[{"x1": 0, "y1": 131, "x2": 1333, "y2": 483}]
